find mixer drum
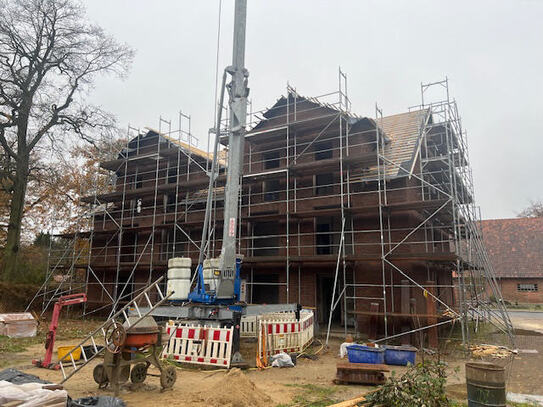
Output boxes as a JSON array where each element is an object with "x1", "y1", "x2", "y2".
[{"x1": 123, "y1": 316, "x2": 160, "y2": 348}]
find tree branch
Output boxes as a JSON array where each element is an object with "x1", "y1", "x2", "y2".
[{"x1": 0, "y1": 124, "x2": 17, "y2": 159}]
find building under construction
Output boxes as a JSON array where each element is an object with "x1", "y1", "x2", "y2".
[{"x1": 31, "y1": 77, "x2": 512, "y2": 347}]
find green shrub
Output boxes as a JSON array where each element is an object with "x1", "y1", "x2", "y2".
[{"x1": 364, "y1": 360, "x2": 451, "y2": 407}]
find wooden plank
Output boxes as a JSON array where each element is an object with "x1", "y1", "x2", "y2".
[
  {"x1": 348, "y1": 310, "x2": 450, "y2": 319},
  {"x1": 426, "y1": 280, "x2": 438, "y2": 349},
  {"x1": 335, "y1": 361, "x2": 387, "y2": 385},
  {"x1": 337, "y1": 361, "x2": 390, "y2": 372},
  {"x1": 401, "y1": 279, "x2": 411, "y2": 345},
  {"x1": 329, "y1": 389, "x2": 380, "y2": 407},
  {"x1": 328, "y1": 396, "x2": 366, "y2": 407},
  {"x1": 410, "y1": 298, "x2": 419, "y2": 348},
  {"x1": 368, "y1": 302, "x2": 379, "y2": 340}
]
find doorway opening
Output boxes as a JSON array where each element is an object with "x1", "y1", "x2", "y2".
[{"x1": 251, "y1": 273, "x2": 279, "y2": 304}]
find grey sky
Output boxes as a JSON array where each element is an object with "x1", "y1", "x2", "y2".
[{"x1": 85, "y1": 0, "x2": 543, "y2": 220}]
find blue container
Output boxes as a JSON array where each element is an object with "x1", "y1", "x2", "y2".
[
  {"x1": 383, "y1": 345, "x2": 417, "y2": 366},
  {"x1": 346, "y1": 345, "x2": 385, "y2": 364}
]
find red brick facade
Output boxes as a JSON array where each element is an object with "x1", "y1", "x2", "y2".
[
  {"x1": 81, "y1": 93, "x2": 464, "y2": 343},
  {"x1": 497, "y1": 278, "x2": 543, "y2": 304}
]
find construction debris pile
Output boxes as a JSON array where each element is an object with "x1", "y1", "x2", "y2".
[{"x1": 469, "y1": 344, "x2": 517, "y2": 359}]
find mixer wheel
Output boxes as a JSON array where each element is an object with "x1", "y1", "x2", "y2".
[
  {"x1": 130, "y1": 363, "x2": 148, "y2": 384},
  {"x1": 160, "y1": 365, "x2": 177, "y2": 389},
  {"x1": 93, "y1": 363, "x2": 108, "y2": 387}
]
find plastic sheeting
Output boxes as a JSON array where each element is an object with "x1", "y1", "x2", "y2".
[
  {"x1": 270, "y1": 352, "x2": 294, "y2": 368},
  {"x1": 0, "y1": 368, "x2": 50, "y2": 384},
  {"x1": 0, "y1": 312, "x2": 38, "y2": 338},
  {"x1": 507, "y1": 392, "x2": 543, "y2": 406},
  {"x1": 0, "y1": 380, "x2": 67, "y2": 407},
  {"x1": 69, "y1": 396, "x2": 126, "y2": 407}
]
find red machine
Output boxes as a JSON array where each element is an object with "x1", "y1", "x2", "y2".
[{"x1": 33, "y1": 293, "x2": 87, "y2": 369}]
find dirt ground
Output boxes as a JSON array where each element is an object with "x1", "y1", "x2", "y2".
[
  {"x1": 2, "y1": 313, "x2": 543, "y2": 406},
  {"x1": 1, "y1": 331, "x2": 466, "y2": 406},
  {"x1": 2, "y1": 335, "x2": 376, "y2": 406}
]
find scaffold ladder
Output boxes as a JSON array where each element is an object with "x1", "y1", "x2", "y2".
[{"x1": 57, "y1": 276, "x2": 172, "y2": 383}]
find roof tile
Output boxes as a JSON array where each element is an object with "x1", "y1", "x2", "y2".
[{"x1": 481, "y1": 217, "x2": 543, "y2": 278}]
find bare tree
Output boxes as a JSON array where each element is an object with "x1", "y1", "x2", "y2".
[
  {"x1": 0, "y1": 0, "x2": 134, "y2": 279},
  {"x1": 517, "y1": 200, "x2": 543, "y2": 218}
]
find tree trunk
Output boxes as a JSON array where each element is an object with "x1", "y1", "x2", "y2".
[{"x1": 2, "y1": 153, "x2": 29, "y2": 281}]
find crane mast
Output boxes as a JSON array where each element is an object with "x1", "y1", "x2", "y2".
[
  {"x1": 155, "y1": 0, "x2": 299, "y2": 364},
  {"x1": 217, "y1": 0, "x2": 249, "y2": 298},
  {"x1": 199, "y1": 0, "x2": 249, "y2": 300}
]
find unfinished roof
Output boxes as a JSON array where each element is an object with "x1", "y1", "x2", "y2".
[
  {"x1": 245, "y1": 92, "x2": 375, "y2": 139},
  {"x1": 121, "y1": 129, "x2": 226, "y2": 167},
  {"x1": 224, "y1": 91, "x2": 431, "y2": 181},
  {"x1": 481, "y1": 217, "x2": 543, "y2": 278},
  {"x1": 359, "y1": 109, "x2": 430, "y2": 180}
]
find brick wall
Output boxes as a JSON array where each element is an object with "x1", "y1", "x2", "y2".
[{"x1": 498, "y1": 278, "x2": 543, "y2": 304}]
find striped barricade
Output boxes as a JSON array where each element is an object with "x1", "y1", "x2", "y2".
[
  {"x1": 162, "y1": 323, "x2": 233, "y2": 368},
  {"x1": 258, "y1": 310, "x2": 314, "y2": 362},
  {"x1": 299, "y1": 311, "x2": 314, "y2": 349},
  {"x1": 241, "y1": 311, "x2": 311, "y2": 338},
  {"x1": 240, "y1": 315, "x2": 258, "y2": 337}
]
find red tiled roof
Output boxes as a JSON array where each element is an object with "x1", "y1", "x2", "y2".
[{"x1": 481, "y1": 217, "x2": 543, "y2": 278}]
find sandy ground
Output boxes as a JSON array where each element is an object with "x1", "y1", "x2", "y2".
[
  {"x1": 3, "y1": 337, "x2": 374, "y2": 406},
  {"x1": 3, "y1": 310, "x2": 543, "y2": 406},
  {"x1": 4, "y1": 335, "x2": 468, "y2": 406}
]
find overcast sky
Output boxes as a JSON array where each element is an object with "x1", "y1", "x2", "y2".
[{"x1": 84, "y1": 0, "x2": 543, "y2": 220}]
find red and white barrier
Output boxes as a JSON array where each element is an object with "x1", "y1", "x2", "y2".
[
  {"x1": 258, "y1": 310, "x2": 314, "y2": 360},
  {"x1": 162, "y1": 323, "x2": 233, "y2": 368},
  {"x1": 240, "y1": 315, "x2": 258, "y2": 338},
  {"x1": 241, "y1": 311, "x2": 307, "y2": 337}
]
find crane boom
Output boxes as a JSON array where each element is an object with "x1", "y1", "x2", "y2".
[
  {"x1": 216, "y1": 0, "x2": 249, "y2": 299},
  {"x1": 153, "y1": 1, "x2": 300, "y2": 365}
]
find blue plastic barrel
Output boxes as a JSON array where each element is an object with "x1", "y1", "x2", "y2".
[
  {"x1": 383, "y1": 345, "x2": 417, "y2": 366},
  {"x1": 346, "y1": 345, "x2": 385, "y2": 364}
]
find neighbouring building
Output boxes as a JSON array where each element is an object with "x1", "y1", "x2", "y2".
[{"x1": 482, "y1": 217, "x2": 543, "y2": 304}]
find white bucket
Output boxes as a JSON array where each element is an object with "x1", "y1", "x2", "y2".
[
  {"x1": 167, "y1": 279, "x2": 191, "y2": 301},
  {"x1": 167, "y1": 267, "x2": 191, "y2": 280},
  {"x1": 167, "y1": 257, "x2": 192, "y2": 300},
  {"x1": 168, "y1": 257, "x2": 192, "y2": 269}
]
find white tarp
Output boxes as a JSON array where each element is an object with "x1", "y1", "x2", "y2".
[
  {"x1": 0, "y1": 380, "x2": 67, "y2": 407},
  {"x1": 507, "y1": 392, "x2": 543, "y2": 406},
  {"x1": 0, "y1": 313, "x2": 37, "y2": 338}
]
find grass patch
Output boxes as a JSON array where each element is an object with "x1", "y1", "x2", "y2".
[
  {"x1": 505, "y1": 303, "x2": 543, "y2": 311},
  {"x1": 0, "y1": 334, "x2": 43, "y2": 368},
  {"x1": 278, "y1": 383, "x2": 339, "y2": 407},
  {"x1": 0, "y1": 319, "x2": 103, "y2": 356},
  {"x1": 0, "y1": 335, "x2": 42, "y2": 354}
]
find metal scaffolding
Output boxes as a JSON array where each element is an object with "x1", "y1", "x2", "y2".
[
  {"x1": 324, "y1": 77, "x2": 513, "y2": 347},
  {"x1": 28, "y1": 72, "x2": 512, "y2": 350},
  {"x1": 28, "y1": 112, "x2": 205, "y2": 316}
]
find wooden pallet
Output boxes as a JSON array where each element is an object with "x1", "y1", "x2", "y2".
[{"x1": 334, "y1": 361, "x2": 389, "y2": 385}]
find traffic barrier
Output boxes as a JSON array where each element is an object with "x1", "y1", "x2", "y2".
[
  {"x1": 240, "y1": 315, "x2": 258, "y2": 337},
  {"x1": 258, "y1": 310, "x2": 314, "y2": 361},
  {"x1": 241, "y1": 311, "x2": 307, "y2": 337},
  {"x1": 162, "y1": 323, "x2": 233, "y2": 368}
]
